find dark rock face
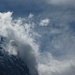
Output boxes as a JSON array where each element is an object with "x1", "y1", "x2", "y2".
[
  {"x1": 0, "y1": 36, "x2": 30, "y2": 75},
  {"x1": 0, "y1": 50, "x2": 30, "y2": 75}
]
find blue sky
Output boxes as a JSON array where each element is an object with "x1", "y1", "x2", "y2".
[{"x1": 0, "y1": 0, "x2": 75, "y2": 16}]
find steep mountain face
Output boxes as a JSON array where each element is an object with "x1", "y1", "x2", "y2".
[{"x1": 0, "y1": 36, "x2": 31, "y2": 75}]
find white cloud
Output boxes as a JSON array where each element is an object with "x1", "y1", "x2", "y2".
[
  {"x1": 28, "y1": 13, "x2": 34, "y2": 19},
  {"x1": 38, "y1": 52, "x2": 75, "y2": 75},
  {"x1": 39, "y1": 18, "x2": 49, "y2": 26},
  {"x1": 0, "y1": 11, "x2": 75, "y2": 75},
  {"x1": 0, "y1": 12, "x2": 38, "y2": 75},
  {"x1": 50, "y1": 28, "x2": 61, "y2": 34},
  {"x1": 47, "y1": 0, "x2": 75, "y2": 6},
  {"x1": 37, "y1": 15, "x2": 75, "y2": 75}
]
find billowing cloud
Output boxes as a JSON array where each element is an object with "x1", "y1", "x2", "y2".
[
  {"x1": 0, "y1": 11, "x2": 75, "y2": 75},
  {"x1": 0, "y1": 12, "x2": 38, "y2": 75}
]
